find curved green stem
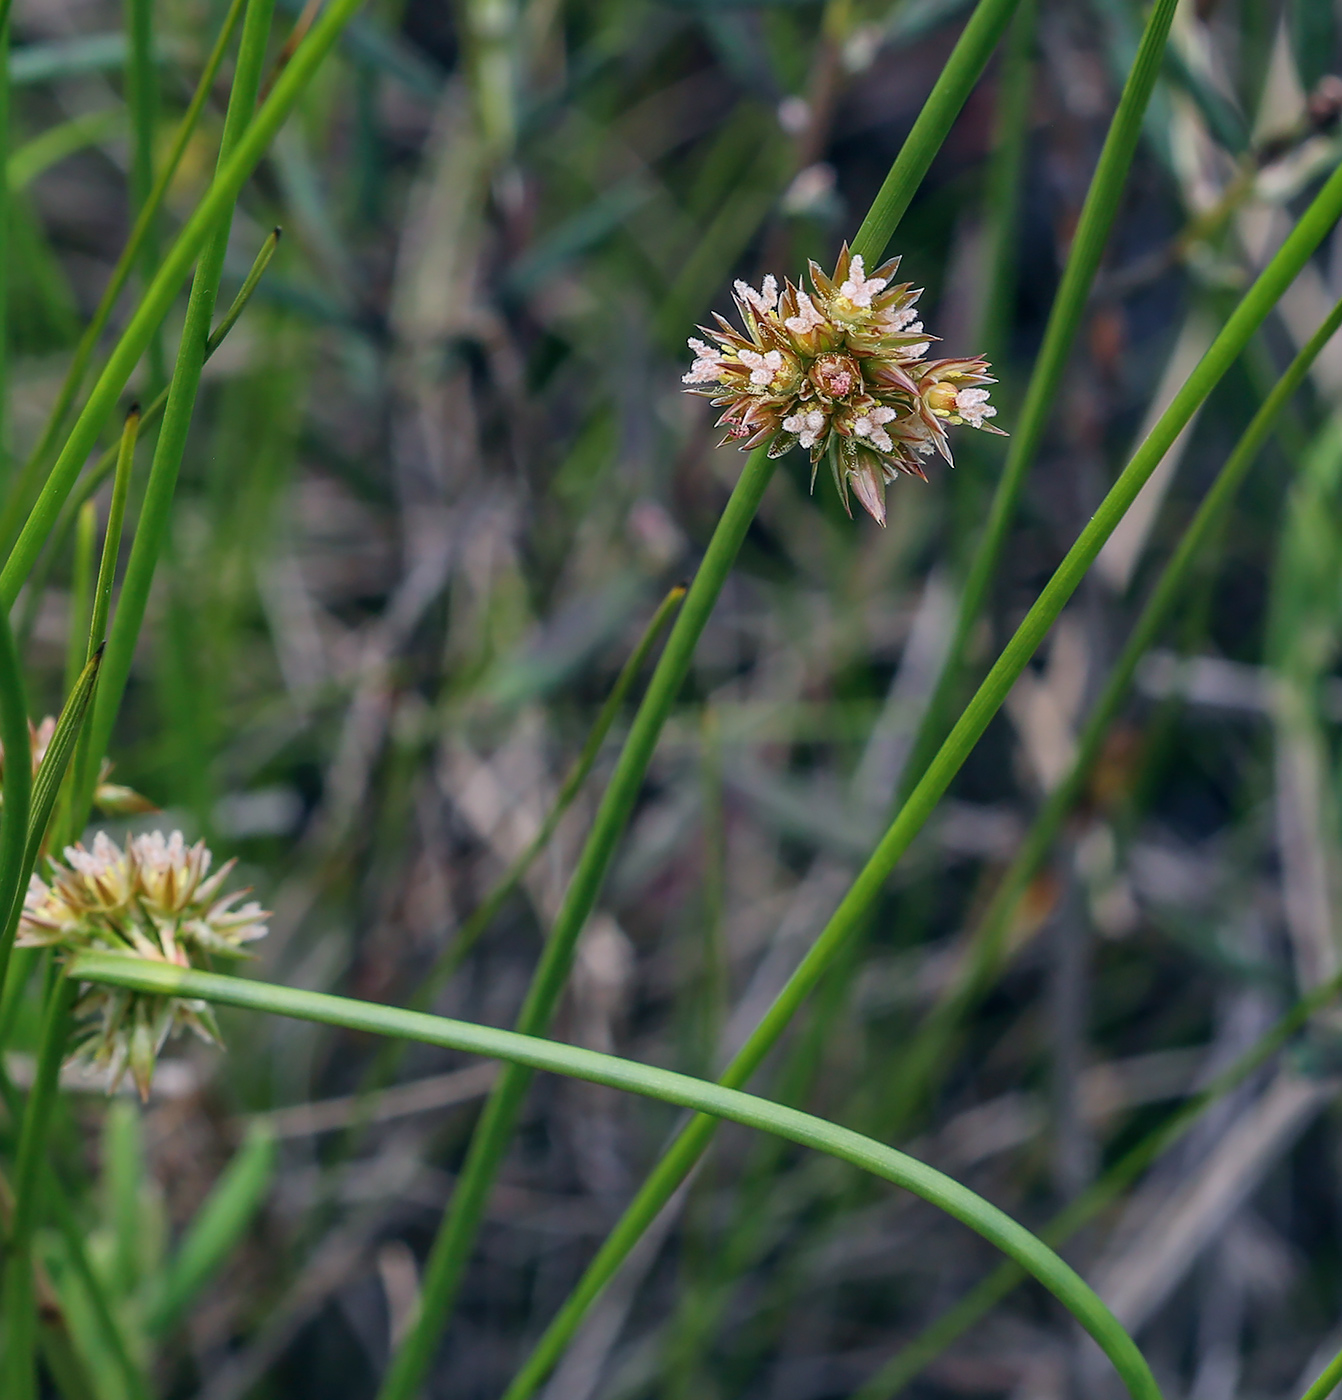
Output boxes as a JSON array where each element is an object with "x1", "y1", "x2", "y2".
[
  {"x1": 0, "y1": 0, "x2": 367, "y2": 608},
  {"x1": 497, "y1": 147, "x2": 1342, "y2": 1400},
  {"x1": 897, "y1": 0, "x2": 1179, "y2": 799},
  {"x1": 377, "y1": 446, "x2": 776, "y2": 1400},
  {"x1": 66, "y1": 951, "x2": 1161, "y2": 1400}
]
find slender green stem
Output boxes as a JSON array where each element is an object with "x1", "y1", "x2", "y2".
[
  {"x1": 1302, "y1": 1346, "x2": 1342, "y2": 1400},
  {"x1": 897, "y1": 0, "x2": 1179, "y2": 800},
  {"x1": 67, "y1": 952, "x2": 1161, "y2": 1400},
  {"x1": 377, "y1": 448, "x2": 777, "y2": 1400},
  {"x1": 876, "y1": 292, "x2": 1342, "y2": 1135},
  {"x1": 849, "y1": 0, "x2": 1023, "y2": 266},
  {"x1": 1, "y1": 974, "x2": 77, "y2": 1399},
  {"x1": 497, "y1": 148, "x2": 1342, "y2": 1400},
  {"x1": 854, "y1": 963, "x2": 1342, "y2": 1399},
  {"x1": 0, "y1": 0, "x2": 367, "y2": 608},
  {"x1": 64, "y1": 503, "x2": 97, "y2": 696},
  {"x1": 0, "y1": 2, "x2": 11, "y2": 480},
  {"x1": 0, "y1": 0, "x2": 249, "y2": 542}
]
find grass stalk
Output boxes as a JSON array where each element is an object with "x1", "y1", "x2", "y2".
[
  {"x1": 0, "y1": 584, "x2": 28, "y2": 994},
  {"x1": 0, "y1": 0, "x2": 11, "y2": 478},
  {"x1": 0, "y1": 0, "x2": 367, "y2": 608},
  {"x1": 1302, "y1": 1346, "x2": 1342, "y2": 1400},
  {"x1": 377, "y1": 7, "x2": 1026, "y2": 1388},
  {"x1": 124, "y1": 0, "x2": 163, "y2": 387},
  {"x1": 67, "y1": 951, "x2": 1162, "y2": 1400},
  {"x1": 896, "y1": 0, "x2": 1179, "y2": 800},
  {"x1": 494, "y1": 148, "x2": 1342, "y2": 1400},
  {"x1": 0, "y1": 0, "x2": 249, "y2": 545},
  {"x1": 873, "y1": 292, "x2": 1342, "y2": 1137}
]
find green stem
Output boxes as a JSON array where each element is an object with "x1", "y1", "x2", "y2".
[
  {"x1": 66, "y1": 951, "x2": 1161, "y2": 1400},
  {"x1": 0, "y1": 0, "x2": 249, "y2": 543},
  {"x1": 877, "y1": 292, "x2": 1342, "y2": 1135},
  {"x1": 0, "y1": 0, "x2": 367, "y2": 607},
  {"x1": 497, "y1": 145, "x2": 1342, "y2": 1400},
  {"x1": 0, "y1": 2, "x2": 11, "y2": 478},
  {"x1": 377, "y1": 447, "x2": 777, "y2": 1400},
  {"x1": 897, "y1": 0, "x2": 1179, "y2": 800},
  {"x1": 1, "y1": 974, "x2": 77, "y2": 1399},
  {"x1": 1303, "y1": 1347, "x2": 1342, "y2": 1400},
  {"x1": 85, "y1": 0, "x2": 279, "y2": 774},
  {"x1": 854, "y1": 963, "x2": 1342, "y2": 1399},
  {"x1": 124, "y1": 0, "x2": 163, "y2": 386},
  {"x1": 849, "y1": 0, "x2": 1023, "y2": 266}
]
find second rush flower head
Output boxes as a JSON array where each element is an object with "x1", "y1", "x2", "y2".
[
  {"x1": 683, "y1": 245, "x2": 1004, "y2": 525},
  {"x1": 18, "y1": 831, "x2": 269, "y2": 1098}
]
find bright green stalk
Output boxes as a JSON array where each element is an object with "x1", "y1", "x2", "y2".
[
  {"x1": 64, "y1": 503, "x2": 96, "y2": 696},
  {"x1": 874, "y1": 292, "x2": 1342, "y2": 1137},
  {"x1": 848, "y1": 0, "x2": 1023, "y2": 266},
  {"x1": 377, "y1": 446, "x2": 777, "y2": 1400},
  {"x1": 0, "y1": 1, "x2": 11, "y2": 479},
  {"x1": 1, "y1": 974, "x2": 77, "y2": 1399},
  {"x1": 497, "y1": 150, "x2": 1342, "y2": 1400},
  {"x1": 897, "y1": 0, "x2": 1179, "y2": 799},
  {"x1": 85, "y1": 0, "x2": 280, "y2": 794},
  {"x1": 124, "y1": 0, "x2": 163, "y2": 387},
  {"x1": 67, "y1": 951, "x2": 1161, "y2": 1400},
  {"x1": 0, "y1": 0, "x2": 366, "y2": 606},
  {"x1": 855, "y1": 961, "x2": 1342, "y2": 1400},
  {"x1": 1302, "y1": 1347, "x2": 1342, "y2": 1400},
  {"x1": 381, "y1": 8, "x2": 1025, "y2": 1389},
  {"x1": 0, "y1": 0, "x2": 249, "y2": 541}
]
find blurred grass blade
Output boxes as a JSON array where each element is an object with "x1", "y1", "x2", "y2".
[
  {"x1": 66, "y1": 952, "x2": 1162, "y2": 1400},
  {"x1": 0, "y1": 0, "x2": 367, "y2": 606},
  {"x1": 124, "y1": 0, "x2": 162, "y2": 385},
  {"x1": 7, "y1": 108, "x2": 122, "y2": 191},
  {"x1": 0, "y1": 0, "x2": 248, "y2": 544},
  {"x1": 145, "y1": 1123, "x2": 277, "y2": 1336},
  {"x1": 0, "y1": 0, "x2": 11, "y2": 475},
  {"x1": 497, "y1": 145, "x2": 1342, "y2": 1400},
  {"x1": 897, "y1": 0, "x2": 1179, "y2": 799},
  {"x1": 87, "y1": 0, "x2": 278, "y2": 784}
]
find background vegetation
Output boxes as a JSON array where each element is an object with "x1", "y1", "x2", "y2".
[{"x1": 6, "y1": 0, "x2": 1342, "y2": 1397}]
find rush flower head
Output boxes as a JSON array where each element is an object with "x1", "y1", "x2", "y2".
[
  {"x1": 18, "y1": 831, "x2": 269, "y2": 1098},
  {"x1": 683, "y1": 244, "x2": 1005, "y2": 525}
]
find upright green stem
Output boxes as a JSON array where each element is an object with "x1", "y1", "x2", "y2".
[
  {"x1": 377, "y1": 448, "x2": 777, "y2": 1400},
  {"x1": 0, "y1": 1, "x2": 11, "y2": 480},
  {"x1": 0, "y1": 0, "x2": 366, "y2": 607},
  {"x1": 1303, "y1": 1347, "x2": 1342, "y2": 1400},
  {"x1": 0, "y1": 0, "x2": 249, "y2": 543},
  {"x1": 68, "y1": 952, "x2": 1163, "y2": 1400},
  {"x1": 897, "y1": 0, "x2": 1179, "y2": 799},
  {"x1": 0, "y1": 589, "x2": 28, "y2": 994},
  {"x1": 1, "y1": 974, "x2": 77, "y2": 1399},
  {"x1": 497, "y1": 149, "x2": 1342, "y2": 1400},
  {"x1": 876, "y1": 293, "x2": 1342, "y2": 1135},
  {"x1": 86, "y1": 0, "x2": 280, "y2": 774}
]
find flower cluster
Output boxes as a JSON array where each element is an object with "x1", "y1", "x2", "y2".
[
  {"x1": 683, "y1": 245, "x2": 1003, "y2": 525},
  {"x1": 18, "y1": 831, "x2": 268, "y2": 1097}
]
